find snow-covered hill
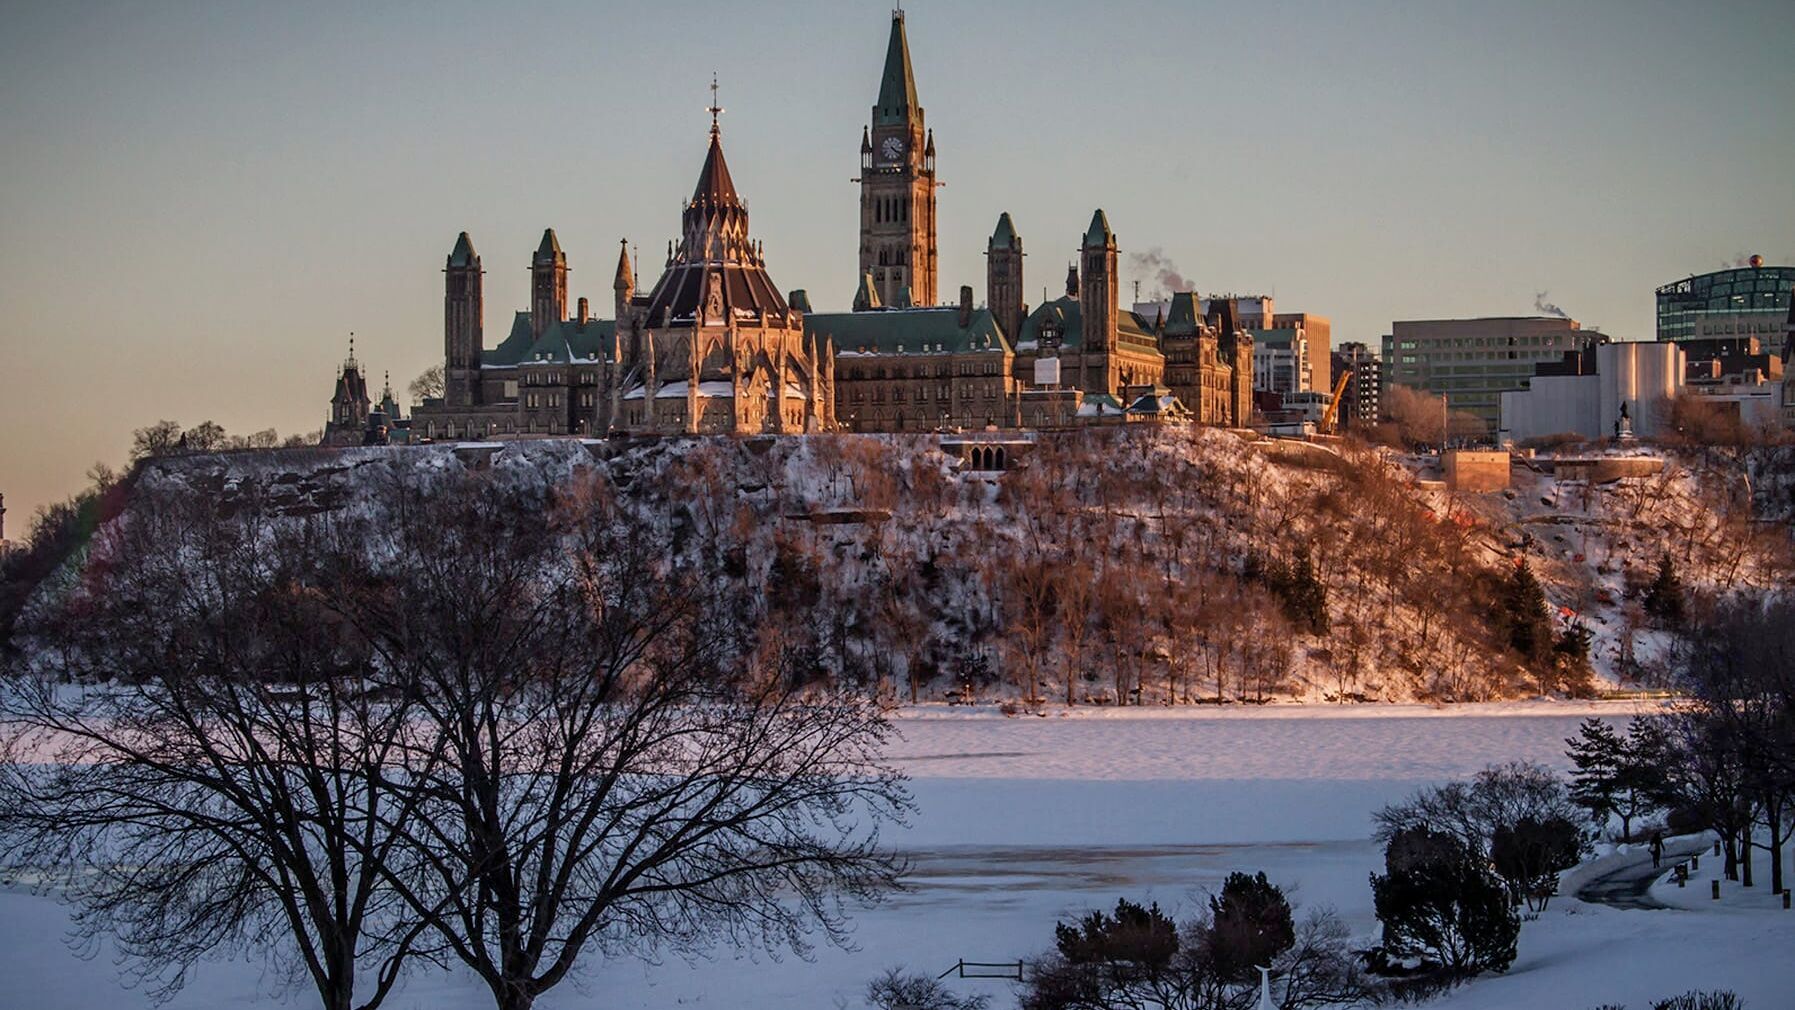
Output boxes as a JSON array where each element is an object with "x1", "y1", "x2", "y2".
[{"x1": 83, "y1": 429, "x2": 1787, "y2": 705}]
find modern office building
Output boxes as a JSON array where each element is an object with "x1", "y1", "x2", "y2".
[
  {"x1": 1251, "y1": 327, "x2": 1312, "y2": 395},
  {"x1": 1655, "y1": 256, "x2": 1795, "y2": 356},
  {"x1": 1332, "y1": 341, "x2": 1382, "y2": 427},
  {"x1": 1382, "y1": 317, "x2": 1593, "y2": 432}
]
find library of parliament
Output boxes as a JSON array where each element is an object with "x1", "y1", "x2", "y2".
[{"x1": 327, "y1": 10, "x2": 1254, "y2": 446}]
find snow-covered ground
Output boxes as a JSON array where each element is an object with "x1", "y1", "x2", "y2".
[{"x1": 3, "y1": 703, "x2": 1789, "y2": 1009}]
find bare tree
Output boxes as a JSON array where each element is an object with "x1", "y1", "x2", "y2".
[
  {"x1": 354, "y1": 473, "x2": 911, "y2": 1010},
  {"x1": 129, "y1": 418, "x2": 183, "y2": 459},
  {"x1": 0, "y1": 487, "x2": 433, "y2": 1010},
  {"x1": 408, "y1": 363, "x2": 445, "y2": 403}
]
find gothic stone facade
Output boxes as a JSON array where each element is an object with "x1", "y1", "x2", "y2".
[{"x1": 393, "y1": 9, "x2": 1249, "y2": 444}]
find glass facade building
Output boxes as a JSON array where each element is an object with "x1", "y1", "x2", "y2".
[{"x1": 1656, "y1": 262, "x2": 1795, "y2": 354}]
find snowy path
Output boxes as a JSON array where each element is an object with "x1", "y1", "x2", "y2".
[{"x1": 1573, "y1": 837, "x2": 1708, "y2": 911}]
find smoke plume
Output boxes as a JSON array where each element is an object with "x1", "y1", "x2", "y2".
[
  {"x1": 1533, "y1": 291, "x2": 1569, "y2": 319},
  {"x1": 1129, "y1": 248, "x2": 1190, "y2": 299}
]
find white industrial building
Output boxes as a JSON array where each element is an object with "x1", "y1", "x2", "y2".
[{"x1": 1498, "y1": 342, "x2": 1683, "y2": 444}]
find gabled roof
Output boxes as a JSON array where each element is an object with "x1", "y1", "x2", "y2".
[
  {"x1": 874, "y1": 11, "x2": 920, "y2": 126},
  {"x1": 808, "y1": 306, "x2": 1010, "y2": 357}
]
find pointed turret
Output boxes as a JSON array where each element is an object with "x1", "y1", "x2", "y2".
[
  {"x1": 875, "y1": 9, "x2": 920, "y2": 126},
  {"x1": 1084, "y1": 209, "x2": 1114, "y2": 248},
  {"x1": 690, "y1": 128, "x2": 743, "y2": 209},
  {"x1": 614, "y1": 239, "x2": 635, "y2": 321},
  {"x1": 1065, "y1": 263, "x2": 1079, "y2": 299},
  {"x1": 613, "y1": 239, "x2": 634, "y2": 292},
  {"x1": 535, "y1": 228, "x2": 563, "y2": 260},
  {"x1": 448, "y1": 231, "x2": 477, "y2": 268},
  {"x1": 990, "y1": 212, "x2": 1018, "y2": 250}
]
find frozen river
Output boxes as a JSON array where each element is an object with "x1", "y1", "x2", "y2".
[{"x1": 1, "y1": 703, "x2": 1659, "y2": 1010}]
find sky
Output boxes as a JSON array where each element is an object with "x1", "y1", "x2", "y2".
[{"x1": 2, "y1": 0, "x2": 1792, "y2": 530}]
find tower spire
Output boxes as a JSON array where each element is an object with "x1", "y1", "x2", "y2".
[
  {"x1": 876, "y1": 5, "x2": 919, "y2": 126},
  {"x1": 707, "y1": 73, "x2": 724, "y2": 138}
]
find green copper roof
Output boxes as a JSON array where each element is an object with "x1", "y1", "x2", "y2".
[
  {"x1": 535, "y1": 228, "x2": 562, "y2": 260},
  {"x1": 448, "y1": 232, "x2": 477, "y2": 268},
  {"x1": 522, "y1": 317, "x2": 617, "y2": 364},
  {"x1": 481, "y1": 312, "x2": 537, "y2": 367},
  {"x1": 874, "y1": 12, "x2": 919, "y2": 126},
  {"x1": 1084, "y1": 209, "x2": 1113, "y2": 247},
  {"x1": 1016, "y1": 297, "x2": 1158, "y2": 353},
  {"x1": 807, "y1": 306, "x2": 1009, "y2": 357},
  {"x1": 990, "y1": 212, "x2": 1018, "y2": 249},
  {"x1": 1163, "y1": 292, "x2": 1203, "y2": 335}
]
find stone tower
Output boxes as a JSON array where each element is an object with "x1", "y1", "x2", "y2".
[
  {"x1": 531, "y1": 228, "x2": 568, "y2": 339},
  {"x1": 858, "y1": 9, "x2": 937, "y2": 309},
  {"x1": 986, "y1": 212, "x2": 1025, "y2": 343},
  {"x1": 1080, "y1": 210, "x2": 1118, "y2": 355},
  {"x1": 1080, "y1": 210, "x2": 1119, "y2": 394},
  {"x1": 444, "y1": 232, "x2": 483, "y2": 407}
]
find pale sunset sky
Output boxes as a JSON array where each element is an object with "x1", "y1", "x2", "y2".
[{"x1": 2, "y1": 0, "x2": 1792, "y2": 529}]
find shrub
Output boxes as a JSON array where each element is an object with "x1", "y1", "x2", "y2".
[
  {"x1": 1490, "y1": 815, "x2": 1583, "y2": 911},
  {"x1": 865, "y1": 967, "x2": 990, "y2": 1010},
  {"x1": 1023, "y1": 886, "x2": 1372, "y2": 1010},
  {"x1": 1371, "y1": 832, "x2": 1519, "y2": 977},
  {"x1": 1053, "y1": 898, "x2": 1178, "y2": 970},
  {"x1": 1652, "y1": 992, "x2": 1744, "y2": 1010}
]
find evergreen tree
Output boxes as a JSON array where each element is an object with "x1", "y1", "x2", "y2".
[
  {"x1": 1565, "y1": 718, "x2": 1626, "y2": 834},
  {"x1": 1642, "y1": 552, "x2": 1686, "y2": 628},
  {"x1": 1616, "y1": 716, "x2": 1677, "y2": 838},
  {"x1": 1202, "y1": 871, "x2": 1296, "y2": 984},
  {"x1": 1501, "y1": 561, "x2": 1552, "y2": 663}
]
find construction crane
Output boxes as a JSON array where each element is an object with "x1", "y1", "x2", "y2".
[{"x1": 1316, "y1": 368, "x2": 1353, "y2": 435}]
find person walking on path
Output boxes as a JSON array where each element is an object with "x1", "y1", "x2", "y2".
[{"x1": 1650, "y1": 831, "x2": 1665, "y2": 869}]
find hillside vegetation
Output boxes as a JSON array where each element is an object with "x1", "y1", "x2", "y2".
[{"x1": 15, "y1": 428, "x2": 1791, "y2": 704}]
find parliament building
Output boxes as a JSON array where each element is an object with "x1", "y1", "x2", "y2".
[{"x1": 331, "y1": 11, "x2": 1252, "y2": 445}]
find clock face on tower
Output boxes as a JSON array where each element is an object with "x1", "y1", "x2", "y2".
[{"x1": 879, "y1": 136, "x2": 905, "y2": 165}]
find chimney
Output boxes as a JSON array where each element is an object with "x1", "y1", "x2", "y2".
[
  {"x1": 577, "y1": 297, "x2": 590, "y2": 327},
  {"x1": 959, "y1": 285, "x2": 974, "y2": 328}
]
